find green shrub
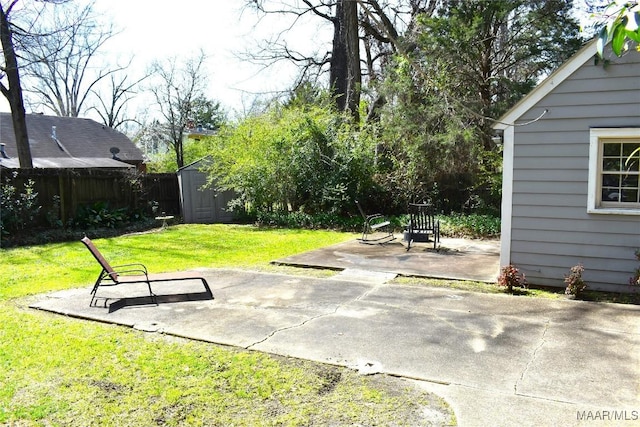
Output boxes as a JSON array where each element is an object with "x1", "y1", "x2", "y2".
[
  {"x1": 253, "y1": 209, "x2": 362, "y2": 231},
  {"x1": 205, "y1": 101, "x2": 380, "y2": 217},
  {"x1": 250, "y1": 210, "x2": 498, "y2": 239},
  {"x1": 438, "y1": 213, "x2": 500, "y2": 238},
  {"x1": 0, "y1": 178, "x2": 41, "y2": 235},
  {"x1": 630, "y1": 249, "x2": 640, "y2": 287},
  {"x1": 71, "y1": 202, "x2": 131, "y2": 229}
]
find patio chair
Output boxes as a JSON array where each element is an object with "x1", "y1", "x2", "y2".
[
  {"x1": 81, "y1": 236, "x2": 213, "y2": 307},
  {"x1": 403, "y1": 203, "x2": 440, "y2": 251},
  {"x1": 355, "y1": 200, "x2": 395, "y2": 244}
]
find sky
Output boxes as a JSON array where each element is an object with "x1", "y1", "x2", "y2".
[{"x1": 0, "y1": 0, "x2": 330, "y2": 120}]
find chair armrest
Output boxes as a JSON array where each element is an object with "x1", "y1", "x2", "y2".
[{"x1": 112, "y1": 263, "x2": 148, "y2": 276}]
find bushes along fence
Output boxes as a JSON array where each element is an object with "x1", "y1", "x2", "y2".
[{"x1": 0, "y1": 168, "x2": 180, "y2": 228}]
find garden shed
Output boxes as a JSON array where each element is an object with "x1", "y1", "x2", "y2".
[
  {"x1": 494, "y1": 39, "x2": 640, "y2": 292},
  {"x1": 177, "y1": 157, "x2": 236, "y2": 224}
]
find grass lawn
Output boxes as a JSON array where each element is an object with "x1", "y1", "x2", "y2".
[{"x1": 0, "y1": 224, "x2": 455, "y2": 426}]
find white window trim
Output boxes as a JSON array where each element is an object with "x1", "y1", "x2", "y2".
[{"x1": 588, "y1": 128, "x2": 640, "y2": 215}]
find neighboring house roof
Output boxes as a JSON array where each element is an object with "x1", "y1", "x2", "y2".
[
  {"x1": 493, "y1": 39, "x2": 599, "y2": 131},
  {"x1": 0, "y1": 157, "x2": 133, "y2": 169},
  {"x1": 0, "y1": 113, "x2": 144, "y2": 168}
]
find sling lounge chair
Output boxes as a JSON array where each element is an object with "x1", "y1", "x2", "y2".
[
  {"x1": 81, "y1": 236, "x2": 213, "y2": 307},
  {"x1": 355, "y1": 200, "x2": 395, "y2": 244}
]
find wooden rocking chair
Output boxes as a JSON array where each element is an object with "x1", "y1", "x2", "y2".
[{"x1": 403, "y1": 203, "x2": 440, "y2": 251}]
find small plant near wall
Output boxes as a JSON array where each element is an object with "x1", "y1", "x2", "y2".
[
  {"x1": 497, "y1": 264, "x2": 527, "y2": 293},
  {"x1": 630, "y1": 249, "x2": 640, "y2": 287},
  {"x1": 564, "y1": 264, "x2": 587, "y2": 297}
]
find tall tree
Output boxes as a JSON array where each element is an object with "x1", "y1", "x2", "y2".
[
  {"x1": 248, "y1": 0, "x2": 365, "y2": 119},
  {"x1": 418, "y1": 0, "x2": 583, "y2": 148},
  {"x1": 20, "y1": 1, "x2": 122, "y2": 117},
  {"x1": 149, "y1": 51, "x2": 209, "y2": 168},
  {"x1": 89, "y1": 69, "x2": 148, "y2": 130},
  {"x1": 246, "y1": 1, "x2": 436, "y2": 121},
  {"x1": 187, "y1": 97, "x2": 226, "y2": 131},
  {"x1": 329, "y1": 0, "x2": 361, "y2": 120},
  {"x1": 373, "y1": 0, "x2": 584, "y2": 210},
  {"x1": 358, "y1": 0, "x2": 441, "y2": 120},
  {"x1": 0, "y1": 0, "x2": 34, "y2": 168}
]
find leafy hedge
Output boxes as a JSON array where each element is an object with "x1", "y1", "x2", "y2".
[
  {"x1": 438, "y1": 213, "x2": 501, "y2": 238},
  {"x1": 252, "y1": 209, "x2": 499, "y2": 239}
]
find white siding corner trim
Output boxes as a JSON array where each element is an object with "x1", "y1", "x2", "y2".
[
  {"x1": 499, "y1": 126, "x2": 515, "y2": 267},
  {"x1": 588, "y1": 128, "x2": 640, "y2": 215}
]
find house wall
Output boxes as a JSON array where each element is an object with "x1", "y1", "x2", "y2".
[{"x1": 508, "y1": 52, "x2": 640, "y2": 292}]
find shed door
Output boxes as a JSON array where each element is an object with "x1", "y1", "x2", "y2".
[{"x1": 189, "y1": 170, "x2": 217, "y2": 223}]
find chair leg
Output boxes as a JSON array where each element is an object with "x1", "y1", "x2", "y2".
[
  {"x1": 145, "y1": 281, "x2": 158, "y2": 304},
  {"x1": 200, "y1": 278, "x2": 213, "y2": 298},
  {"x1": 361, "y1": 225, "x2": 369, "y2": 241},
  {"x1": 90, "y1": 270, "x2": 107, "y2": 307}
]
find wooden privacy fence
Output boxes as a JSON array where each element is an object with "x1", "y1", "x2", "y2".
[{"x1": 0, "y1": 168, "x2": 180, "y2": 226}]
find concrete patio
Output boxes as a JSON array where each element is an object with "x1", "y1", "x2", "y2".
[
  {"x1": 274, "y1": 236, "x2": 501, "y2": 283},
  {"x1": 28, "y1": 238, "x2": 640, "y2": 426}
]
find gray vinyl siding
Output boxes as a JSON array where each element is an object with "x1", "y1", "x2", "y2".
[{"x1": 509, "y1": 51, "x2": 640, "y2": 292}]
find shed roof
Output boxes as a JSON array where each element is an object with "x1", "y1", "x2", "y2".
[
  {"x1": 0, "y1": 113, "x2": 143, "y2": 168},
  {"x1": 177, "y1": 156, "x2": 213, "y2": 173}
]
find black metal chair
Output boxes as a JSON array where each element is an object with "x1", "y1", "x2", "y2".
[
  {"x1": 355, "y1": 200, "x2": 395, "y2": 244},
  {"x1": 403, "y1": 203, "x2": 440, "y2": 251}
]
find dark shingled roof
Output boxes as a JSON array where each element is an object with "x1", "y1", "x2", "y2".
[{"x1": 0, "y1": 113, "x2": 144, "y2": 168}]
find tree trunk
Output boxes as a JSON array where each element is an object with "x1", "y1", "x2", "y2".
[
  {"x1": 0, "y1": 5, "x2": 33, "y2": 168},
  {"x1": 329, "y1": 0, "x2": 360, "y2": 121}
]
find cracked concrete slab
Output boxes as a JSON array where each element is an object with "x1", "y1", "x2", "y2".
[{"x1": 29, "y1": 268, "x2": 640, "y2": 426}]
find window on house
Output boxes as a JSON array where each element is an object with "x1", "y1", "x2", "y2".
[{"x1": 589, "y1": 128, "x2": 640, "y2": 214}]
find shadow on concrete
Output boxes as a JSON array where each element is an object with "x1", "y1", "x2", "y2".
[{"x1": 93, "y1": 291, "x2": 215, "y2": 313}]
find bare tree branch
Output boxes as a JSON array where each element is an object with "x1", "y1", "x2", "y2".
[
  {"x1": 241, "y1": 1, "x2": 431, "y2": 121},
  {"x1": 148, "y1": 50, "x2": 209, "y2": 168},
  {"x1": 20, "y1": 1, "x2": 121, "y2": 117},
  {"x1": 89, "y1": 66, "x2": 149, "y2": 130}
]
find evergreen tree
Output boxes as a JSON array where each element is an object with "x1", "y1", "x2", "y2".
[{"x1": 374, "y1": 0, "x2": 584, "y2": 212}]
